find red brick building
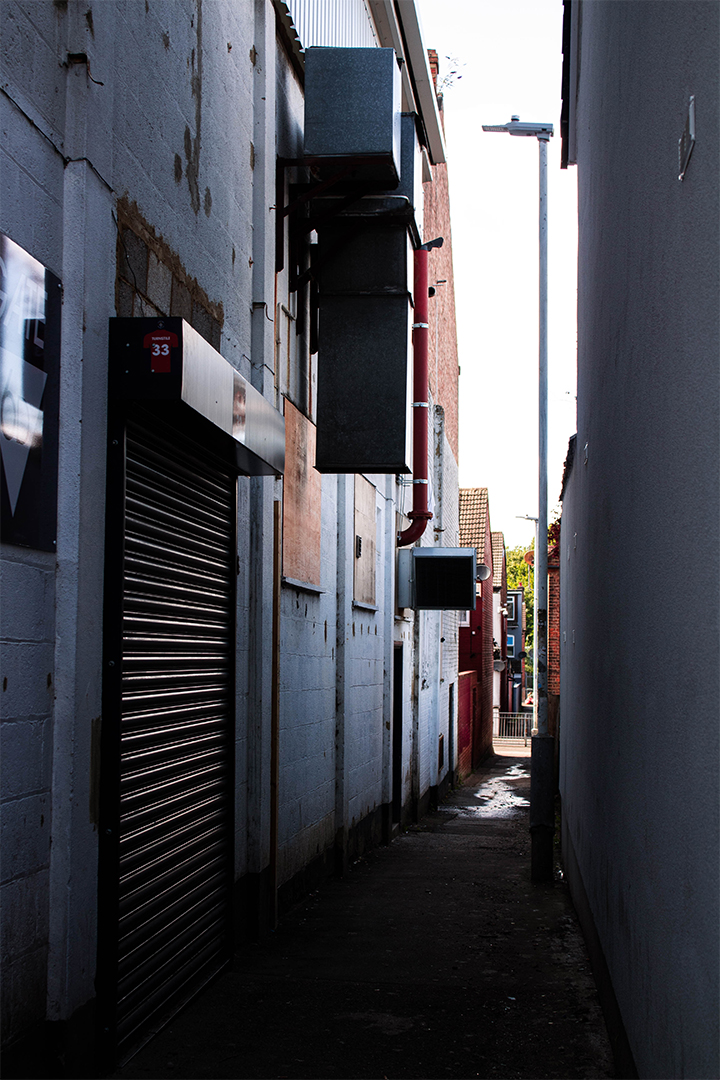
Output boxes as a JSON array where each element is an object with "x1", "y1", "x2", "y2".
[
  {"x1": 425, "y1": 51, "x2": 459, "y2": 457},
  {"x1": 459, "y1": 488, "x2": 494, "y2": 766}
]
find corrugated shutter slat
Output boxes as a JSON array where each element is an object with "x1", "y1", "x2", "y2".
[{"x1": 114, "y1": 423, "x2": 234, "y2": 1058}]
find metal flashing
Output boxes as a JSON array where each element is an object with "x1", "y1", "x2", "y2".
[{"x1": 108, "y1": 318, "x2": 285, "y2": 476}]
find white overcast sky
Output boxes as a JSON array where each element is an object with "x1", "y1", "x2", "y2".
[{"x1": 416, "y1": 0, "x2": 578, "y2": 549}]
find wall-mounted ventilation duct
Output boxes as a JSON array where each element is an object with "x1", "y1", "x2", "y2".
[
  {"x1": 397, "y1": 548, "x2": 478, "y2": 611},
  {"x1": 311, "y1": 116, "x2": 425, "y2": 474},
  {"x1": 304, "y1": 47, "x2": 401, "y2": 188}
]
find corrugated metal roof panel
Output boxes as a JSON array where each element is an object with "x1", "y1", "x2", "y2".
[{"x1": 287, "y1": 0, "x2": 378, "y2": 49}]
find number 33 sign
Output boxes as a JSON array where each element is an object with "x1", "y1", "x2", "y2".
[{"x1": 143, "y1": 329, "x2": 178, "y2": 373}]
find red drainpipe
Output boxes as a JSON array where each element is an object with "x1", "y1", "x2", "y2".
[{"x1": 398, "y1": 245, "x2": 433, "y2": 547}]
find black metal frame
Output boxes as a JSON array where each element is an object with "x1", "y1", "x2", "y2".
[{"x1": 276, "y1": 157, "x2": 398, "y2": 355}]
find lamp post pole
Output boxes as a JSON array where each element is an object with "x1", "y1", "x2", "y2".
[
  {"x1": 484, "y1": 117, "x2": 555, "y2": 881},
  {"x1": 516, "y1": 513, "x2": 538, "y2": 733}
]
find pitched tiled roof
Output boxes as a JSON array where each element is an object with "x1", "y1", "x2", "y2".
[
  {"x1": 491, "y1": 531, "x2": 506, "y2": 588},
  {"x1": 459, "y1": 487, "x2": 489, "y2": 555}
]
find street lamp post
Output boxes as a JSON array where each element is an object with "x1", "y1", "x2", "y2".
[
  {"x1": 484, "y1": 117, "x2": 555, "y2": 881},
  {"x1": 516, "y1": 513, "x2": 538, "y2": 733}
]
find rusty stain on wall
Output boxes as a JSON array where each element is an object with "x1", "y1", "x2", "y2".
[{"x1": 185, "y1": 0, "x2": 203, "y2": 214}]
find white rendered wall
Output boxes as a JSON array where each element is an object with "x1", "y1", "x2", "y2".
[{"x1": 561, "y1": 4, "x2": 719, "y2": 1076}]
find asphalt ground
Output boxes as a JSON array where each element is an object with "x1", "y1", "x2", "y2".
[{"x1": 114, "y1": 749, "x2": 615, "y2": 1080}]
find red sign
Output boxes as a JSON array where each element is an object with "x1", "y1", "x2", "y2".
[{"x1": 143, "y1": 329, "x2": 178, "y2": 373}]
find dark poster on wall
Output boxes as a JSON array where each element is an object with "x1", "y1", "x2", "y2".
[{"x1": 0, "y1": 233, "x2": 61, "y2": 550}]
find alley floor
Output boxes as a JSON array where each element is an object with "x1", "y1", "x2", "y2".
[{"x1": 113, "y1": 749, "x2": 615, "y2": 1080}]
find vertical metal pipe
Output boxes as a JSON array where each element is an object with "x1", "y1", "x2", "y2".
[
  {"x1": 536, "y1": 136, "x2": 549, "y2": 738},
  {"x1": 398, "y1": 247, "x2": 433, "y2": 546},
  {"x1": 269, "y1": 499, "x2": 281, "y2": 927},
  {"x1": 530, "y1": 133, "x2": 554, "y2": 883}
]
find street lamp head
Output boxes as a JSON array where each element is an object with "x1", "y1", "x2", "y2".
[{"x1": 482, "y1": 117, "x2": 554, "y2": 139}]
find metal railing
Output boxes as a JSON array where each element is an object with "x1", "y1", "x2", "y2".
[{"x1": 497, "y1": 712, "x2": 533, "y2": 745}]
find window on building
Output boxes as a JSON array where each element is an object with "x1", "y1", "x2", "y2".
[
  {"x1": 507, "y1": 634, "x2": 515, "y2": 657},
  {"x1": 354, "y1": 474, "x2": 377, "y2": 605},
  {"x1": 506, "y1": 596, "x2": 516, "y2": 622}
]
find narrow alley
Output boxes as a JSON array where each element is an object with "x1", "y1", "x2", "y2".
[{"x1": 113, "y1": 749, "x2": 614, "y2": 1080}]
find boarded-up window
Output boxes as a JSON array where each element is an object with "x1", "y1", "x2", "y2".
[
  {"x1": 354, "y1": 475, "x2": 376, "y2": 605},
  {"x1": 283, "y1": 400, "x2": 322, "y2": 585}
]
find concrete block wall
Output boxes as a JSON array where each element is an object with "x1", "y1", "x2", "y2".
[
  {"x1": 0, "y1": 554, "x2": 55, "y2": 1041},
  {"x1": 394, "y1": 614, "x2": 416, "y2": 818},
  {"x1": 346, "y1": 477, "x2": 388, "y2": 828},
  {"x1": 1, "y1": 0, "x2": 273, "y2": 1049},
  {"x1": 278, "y1": 470, "x2": 338, "y2": 886}
]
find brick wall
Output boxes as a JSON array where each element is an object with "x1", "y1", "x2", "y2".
[
  {"x1": 548, "y1": 545, "x2": 561, "y2": 695},
  {"x1": 423, "y1": 58, "x2": 459, "y2": 460},
  {"x1": 471, "y1": 514, "x2": 494, "y2": 766},
  {"x1": 457, "y1": 670, "x2": 477, "y2": 779}
]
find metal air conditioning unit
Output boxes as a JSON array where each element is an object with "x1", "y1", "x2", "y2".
[{"x1": 397, "y1": 548, "x2": 477, "y2": 611}]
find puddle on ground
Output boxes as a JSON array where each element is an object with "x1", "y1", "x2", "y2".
[
  {"x1": 440, "y1": 770, "x2": 530, "y2": 819},
  {"x1": 502, "y1": 764, "x2": 529, "y2": 780}
]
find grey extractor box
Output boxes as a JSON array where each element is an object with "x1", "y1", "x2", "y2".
[
  {"x1": 397, "y1": 548, "x2": 478, "y2": 610},
  {"x1": 313, "y1": 219, "x2": 414, "y2": 474},
  {"x1": 314, "y1": 292, "x2": 413, "y2": 473},
  {"x1": 304, "y1": 47, "x2": 402, "y2": 187}
]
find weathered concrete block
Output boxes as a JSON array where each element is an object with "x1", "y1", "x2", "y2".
[
  {"x1": 0, "y1": 643, "x2": 54, "y2": 717},
  {"x1": 0, "y1": 869, "x2": 50, "y2": 964},
  {"x1": 0, "y1": 561, "x2": 55, "y2": 643},
  {"x1": 0, "y1": 794, "x2": 51, "y2": 884},
  {"x1": 146, "y1": 251, "x2": 172, "y2": 312},
  {"x1": 0, "y1": 718, "x2": 52, "y2": 800},
  {"x1": 0, "y1": 941, "x2": 48, "y2": 1047}
]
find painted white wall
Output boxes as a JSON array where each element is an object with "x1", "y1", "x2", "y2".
[{"x1": 561, "y1": 4, "x2": 719, "y2": 1077}]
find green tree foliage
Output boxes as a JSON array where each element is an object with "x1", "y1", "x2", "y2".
[
  {"x1": 505, "y1": 515, "x2": 561, "y2": 673},
  {"x1": 505, "y1": 545, "x2": 534, "y2": 656}
]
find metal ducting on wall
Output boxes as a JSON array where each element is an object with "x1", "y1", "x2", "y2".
[
  {"x1": 397, "y1": 548, "x2": 478, "y2": 611},
  {"x1": 304, "y1": 46, "x2": 401, "y2": 187},
  {"x1": 314, "y1": 216, "x2": 415, "y2": 473},
  {"x1": 303, "y1": 57, "x2": 424, "y2": 474}
]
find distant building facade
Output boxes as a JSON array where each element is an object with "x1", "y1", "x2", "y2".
[{"x1": 458, "y1": 488, "x2": 493, "y2": 764}]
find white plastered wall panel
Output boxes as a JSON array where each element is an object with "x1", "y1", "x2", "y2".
[
  {"x1": 345, "y1": 475, "x2": 385, "y2": 830},
  {"x1": 562, "y1": 3, "x2": 720, "y2": 1077},
  {"x1": 277, "y1": 471, "x2": 339, "y2": 885}
]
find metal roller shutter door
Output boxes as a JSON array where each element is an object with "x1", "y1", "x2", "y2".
[{"x1": 111, "y1": 420, "x2": 235, "y2": 1059}]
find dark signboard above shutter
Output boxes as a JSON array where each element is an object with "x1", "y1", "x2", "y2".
[{"x1": 109, "y1": 318, "x2": 285, "y2": 477}]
